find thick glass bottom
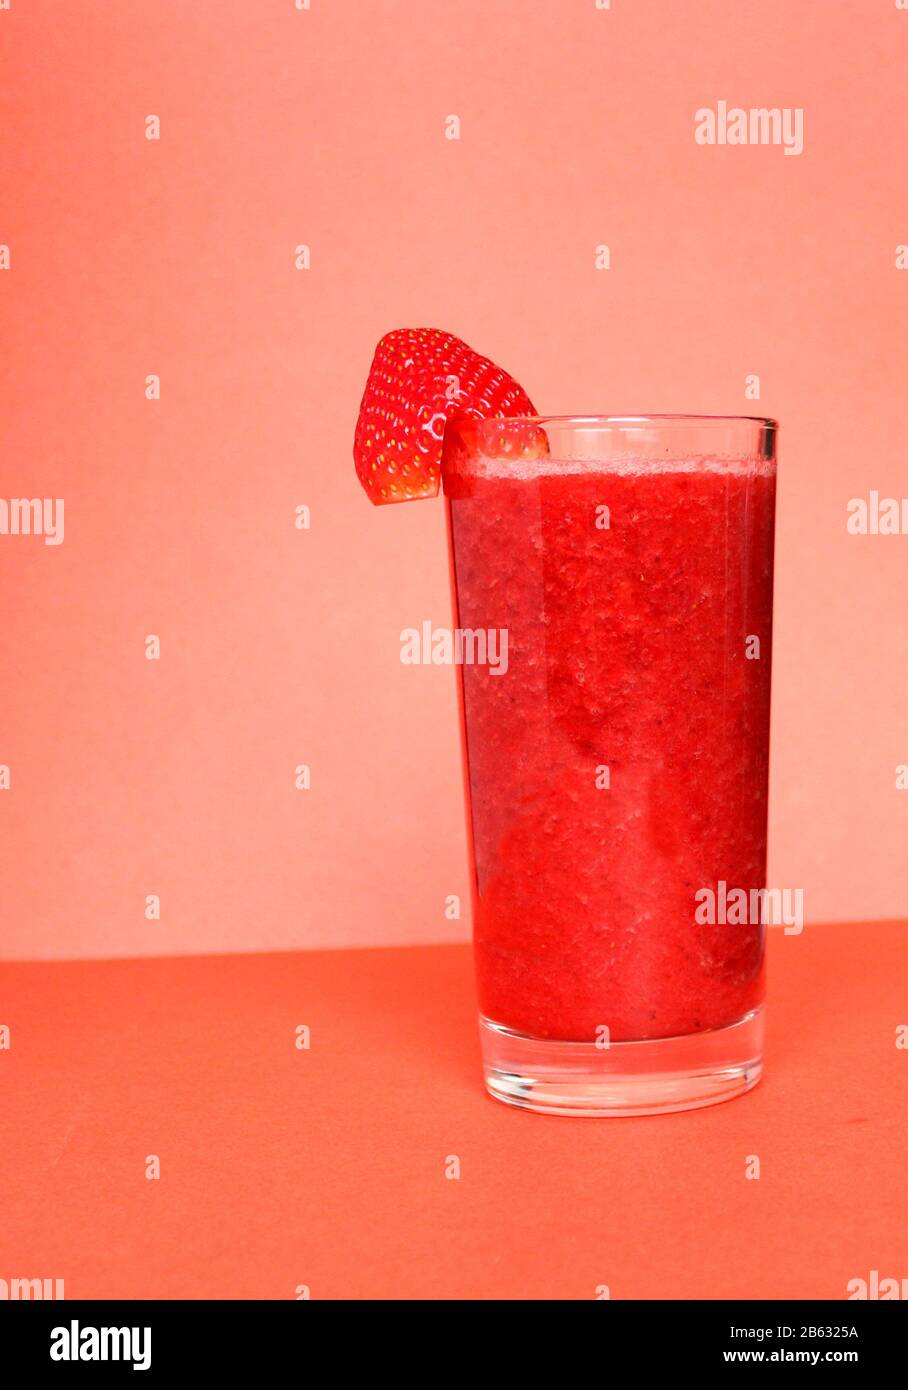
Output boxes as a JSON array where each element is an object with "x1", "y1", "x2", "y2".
[{"x1": 479, "y1": 1006, "x2": 764, "y2": 1117}]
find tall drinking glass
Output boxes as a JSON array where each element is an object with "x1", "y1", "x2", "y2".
[{"x1": 444, "y1": 415, "x2": 777, "y2": 1115}]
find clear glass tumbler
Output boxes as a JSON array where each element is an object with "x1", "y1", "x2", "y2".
[{"x1": 443, "y1": 415, "x2": 777, "y2": 1115}]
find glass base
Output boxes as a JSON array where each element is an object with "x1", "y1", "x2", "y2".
[{"x1": 480, "y1": 1006, "x2": 764, "y2": 1117}]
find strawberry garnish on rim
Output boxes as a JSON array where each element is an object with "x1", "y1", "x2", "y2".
[{"x1": 353, "y1": 328, "x2": 537, "y2": 504}]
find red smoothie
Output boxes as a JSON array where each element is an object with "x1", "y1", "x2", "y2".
[{"x1": 447, "y1": 435, "x2": 775, "y2": 1043}]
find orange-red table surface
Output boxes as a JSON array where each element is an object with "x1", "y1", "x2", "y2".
[{"x1": 2, "y1": 922, "x2": 906, "y2": 1300}]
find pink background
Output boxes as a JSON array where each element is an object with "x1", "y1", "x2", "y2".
[{"x1": 1, "y1": 0, "x2": 906, "y2": 959}]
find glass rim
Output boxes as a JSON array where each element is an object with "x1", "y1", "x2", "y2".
[{"x1": 472, "y1": 413, "x2": 778, "y2": 430}]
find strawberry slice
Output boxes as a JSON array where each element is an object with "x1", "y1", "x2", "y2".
[
  {"x1": 441, "y1": 414, "x2": 551, "y2": 498},
  {"x1": 353, "y1": 328, "x2": 537, "y2": 504}
]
